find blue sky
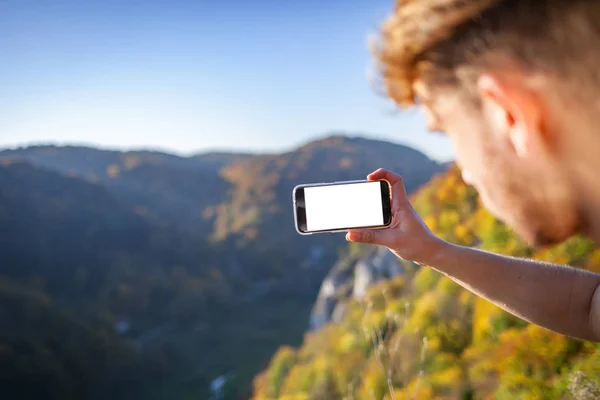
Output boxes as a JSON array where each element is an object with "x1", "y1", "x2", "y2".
[{"x1": 0, "y1": 0, "x2": 452, "y2": 161}]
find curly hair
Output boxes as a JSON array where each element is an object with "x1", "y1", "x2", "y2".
[{"x1": 374, "y1": 0, "x2": 600, "y2": 107}]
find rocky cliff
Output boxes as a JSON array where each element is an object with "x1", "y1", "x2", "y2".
[{"x1": 309, "y1": 245, "x2": 417, "y2": 330}]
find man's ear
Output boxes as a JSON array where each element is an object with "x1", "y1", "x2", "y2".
[{"x1": 477, "y1": 73, "x2": 545, "y2": 158}]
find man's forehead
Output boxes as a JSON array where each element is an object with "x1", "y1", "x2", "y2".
[
  {"x1": 413, "y1": 79, "x2": 454, "y2": 133},
  {"x1": 414, "y1": 78, "x2": 466, "y2": 113}
]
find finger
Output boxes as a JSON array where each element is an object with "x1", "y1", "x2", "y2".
[
  {"x1": 367, "y1": 168, "x2": 387, "y2": 180},
  {"x1": 367, "y1": 169, "x2": 408, "y2": 206},
  {"x1": 346, "y1": 229, "x2": 381, "y2": 245},
  {"x1": 368, "y1": 168, "x2": 404, "y2": 187}
]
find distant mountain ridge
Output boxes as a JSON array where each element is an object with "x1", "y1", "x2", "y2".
[
  {"x1": 0, "y1": 145, "x2": 250, "y2": 232},
  {"x1": 0, "y1": 144, "x2": 256, "y2": 179},
  {"x1": 0, "y1": 135, "x2": 443, "y2": 258}
]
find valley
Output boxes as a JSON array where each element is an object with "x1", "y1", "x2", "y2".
[{"x1": 0, "y1": 134, "x2": 443, "y2": 399}]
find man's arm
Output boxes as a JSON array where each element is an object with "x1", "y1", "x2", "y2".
[
  {"x1": 426, "y1": 241, "x2": 600, "y2": 341},
  {"x1": 347, "y1": 168, "x2": 600, "y2": 342}
]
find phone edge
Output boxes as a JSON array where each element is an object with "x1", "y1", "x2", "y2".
[
  {"x1": 292, "y1": 179, "x2": 392, "y2": 235},
  {"x1": 292, "y1": 184, "x2": 312, "y2": 235}
]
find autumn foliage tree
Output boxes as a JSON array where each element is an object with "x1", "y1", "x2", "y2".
[{"x1": 253, "y1": 164, "x2": 600, "y2": 400}]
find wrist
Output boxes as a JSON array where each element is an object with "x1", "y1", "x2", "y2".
[{"x1": 415, "y1": 236, "x2": 452, "y2": 266}]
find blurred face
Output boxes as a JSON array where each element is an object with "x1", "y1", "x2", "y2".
[{"x1": 415, "y1": 77, "x2": 581, "y2": 246}]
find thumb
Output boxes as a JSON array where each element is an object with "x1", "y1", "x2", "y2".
[{"x1": 346, "y1": 229, "x2": 382, "y2": 245}]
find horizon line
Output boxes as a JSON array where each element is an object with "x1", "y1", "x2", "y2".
[{"x1": 0, "y1": 132, "x2": 453, "y2": 162}]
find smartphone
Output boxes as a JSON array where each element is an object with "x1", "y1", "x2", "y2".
[{"x1": 293, "y1": 180, "x2": 392, "y2": 235}]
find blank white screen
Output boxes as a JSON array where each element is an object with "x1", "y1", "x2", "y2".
[{"x1": 304, "y1": 182, "x2": 384, "y2": 232}]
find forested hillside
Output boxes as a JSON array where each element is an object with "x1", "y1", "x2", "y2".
[
  {"x1": 0, "y1": 135, "x2": 442, "y2": 399},
  {"x1": 0, "y1": 136, "x2": 442, "y2": 270},
  {"x1": 0, "y1": 160, "x2": 237, "y2": 399},
  {"x1": 253, "y1": 165, "x2": 600, "y2": 400}
]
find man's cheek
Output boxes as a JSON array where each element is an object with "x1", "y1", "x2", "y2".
[
  {"x1": 461, "y1": 170, "x2": 474, "y2": 185},
  {"x1": 449, "y1": 137, "x2": 472, "y2": 173}
]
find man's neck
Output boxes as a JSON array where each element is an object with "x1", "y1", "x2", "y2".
[
  {"x1": 563, "y1": 130, "x2": 600, "y2": 245},
  {"x1": 583, "y1": 198, "x2": 600, "y2": 245}
]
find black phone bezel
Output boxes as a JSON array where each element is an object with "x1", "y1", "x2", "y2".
[
  {"x1": 293, "y1": 180, "x2": 392, "y2": 234},
  {"x1": 380, "y1": 180, "x2": 392, "y2": 226},
  {"x1": 294, "y1": 186, "x2": 308, "y2": 233}
]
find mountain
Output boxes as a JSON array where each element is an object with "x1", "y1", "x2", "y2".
[
  {"x1": 0, "y1": 145, "x2": 249, "y2": 232},
  {"x1": 0, "y1": 159, "x2": 229, "y2": 300},
  {"x1": 0, "y1": 145, "x2": 189, "y2": 179},
  {"x1": 0, "y1": 135, "x2": 443, "y2": 280},
  {"x1": 0, "y1": 138, "x2": 441, "y2": 249},
  {"x1": 0, "y1": 160, "x2": 148, "y2": 288},
  {"x1": 191, "y1": 151, "x2": 256, "y2": 169},
  {"x1": 0, "y1": 145, "x2": 253, "y2": 178},
  {"x1": 208, "y1": 135, "x2": 443, "y2": 266},
  {"x1": 0, "y1": 134, "x2": 443, "y2": 399},
  {"x1": 253, "y1": 164, "x2": 600, "y2": 400}
]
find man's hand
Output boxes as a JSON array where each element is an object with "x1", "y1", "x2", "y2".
[{"x1": 346, "y1": 168, "x2": 445, "y2": 265}]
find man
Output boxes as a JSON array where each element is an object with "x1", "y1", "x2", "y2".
[{"x1": 347, "y1": 0, "x2": 600, "y2": 342}]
